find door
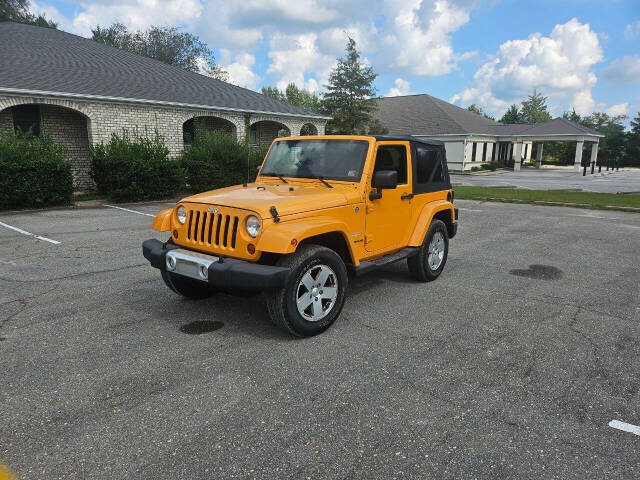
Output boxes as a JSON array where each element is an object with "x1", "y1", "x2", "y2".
[{"x1": 365, "y1": 142, "x2": 413, "y2": 252}]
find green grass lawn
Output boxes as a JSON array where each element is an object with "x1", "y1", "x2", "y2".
[{"x1": 453, "y1": 186, "x2": 640, "y2": 210}]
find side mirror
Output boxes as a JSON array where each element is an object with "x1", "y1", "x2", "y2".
[{"x1": 370, "y1": 170, "x2": 397, "y2": 200}]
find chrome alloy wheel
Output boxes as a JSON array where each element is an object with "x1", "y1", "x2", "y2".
[
  {"x1": 427, "y1": 231, "x2": 445, "y2": 271},
  {"x1": 296, "y1": 264, "x2": 338, "y2": 322}
]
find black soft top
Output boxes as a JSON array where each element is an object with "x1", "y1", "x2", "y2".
[{"x1": 373, "y1": 135, "x2": 444, "y2": 147}]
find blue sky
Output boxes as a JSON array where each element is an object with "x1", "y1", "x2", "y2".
[{"x1": 34, "y1": 0, "x2": 640, "y2": 120}]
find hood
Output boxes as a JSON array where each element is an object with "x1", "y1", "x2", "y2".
[{"x1": 182, "y1": 182, "x2": 361, "y2": 218}]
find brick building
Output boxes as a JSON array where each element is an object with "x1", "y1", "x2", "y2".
[{"x1": 0, "y1": 22, "x2": 328, "y2": 190}]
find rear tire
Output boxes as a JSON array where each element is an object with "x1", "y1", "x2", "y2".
[
  {"x1": 161, "y1": 270, "x2": 215, "y2": 299},
  {"x1": 408, "y1": 219, "x2": 449, "y2": 282},
  {"x1": 266, "y1": 244, "x2": 348, "y2": 337}
]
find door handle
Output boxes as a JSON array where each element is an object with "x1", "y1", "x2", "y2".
[{"x1": 401, "y1": 193, "x2": 414, "y2": 200}]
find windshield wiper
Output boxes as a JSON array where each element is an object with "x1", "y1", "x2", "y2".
[
  {"x1": 262, "y1": 172, "x2": 288, "y2": 184},
  {"x1": 309, "y1": 175, "x2": 333, "y2": 188}
]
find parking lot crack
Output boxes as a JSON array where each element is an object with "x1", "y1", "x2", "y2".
[
  {"x1": 0, "y1": 263, "x2": 147, "y2": 283},
  {"x1": 568, "y1": 306, "x2": 604, "y2": 372}
]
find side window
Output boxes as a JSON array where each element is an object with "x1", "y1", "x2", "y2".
[
  {"x1": 373, "y1": 145, "x2": 407, "y2": 184},
  {"x1": 415, "y1": 146, "x2": 441, "y2": 184}
]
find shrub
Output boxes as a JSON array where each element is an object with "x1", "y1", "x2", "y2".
[
  {"x1": 0, "y1": 130, "x2": 73, "y2": 209},
  {"x1": 180, "y1": 130, "x2": 268, "y2": 192},
  {"x1": 90, "y1": 130, "x2": 185, "y2": 202},
  {"x1": 481, "y1": 161, "x2": 498, "y2": 171}
]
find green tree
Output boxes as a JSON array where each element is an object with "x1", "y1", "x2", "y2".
[
  {"x1": 260, "y1": 86, "x2": 285, "y2": 102},
  {"x1": 521, "y1": 89, "x2": 552, "y2": 124},
  {"x1": 586, "y1": 112, "x2": 628, "y2": 166},
  {"x1": 563, "y1": 109, "x2": 582, "y2": 125},
  {"x1": 261, "y1": 83, "x2": 321, "y2": 112},
  {"x1": 630, "y1": 112, "x2": 640, "y2": 136},
  {"x1": 467, "y1": 104, "x2": 495, "y2": 121},
  {"x1": 628, "y1": 112, "x2": 640, "y2": 167},
  {"x1": 467, "y1": 104, "x2": 482, "y2": 115},
  {"x1": 91, "y1": 22, "x2": 226, "y2": 79},
  {"x1": 0, "y1": 0, "x2": 57, "y2": 27},
  {"x1": 500, "y1": 104, "x2": 523, "y2": 124},
  {"x1": 321, "y1": 37, "x2": 378, "y2": 134}
]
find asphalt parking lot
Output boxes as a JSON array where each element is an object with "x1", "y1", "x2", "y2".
[
  {"x1": 1, "y1": 200, "x2": 639, "y2": 479},
  {"x1": 452, "y1": 166, "x2": 640, "y2": 194}
]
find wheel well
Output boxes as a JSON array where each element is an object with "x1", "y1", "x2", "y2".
[
  {"x1": 298, "y1": 232, "x2": 353, "y2": 265},
  {"x1": 433, "y1": 209, "x2": 454, "y2": 238}
]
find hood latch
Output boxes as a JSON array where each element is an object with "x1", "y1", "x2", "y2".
[{"x1": 270, "y1": 206, "x2": 280, "y2": 223}]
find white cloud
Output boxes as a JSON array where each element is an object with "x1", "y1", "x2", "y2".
[
  {"x1": 386, "y1": 78, "x2": 412, "y2": 97},
  {"x1": 602, "y1": 56, "x2": 640, "y2": 85},
  {"x1": 605, "y1": 102, "x2": 628, "y2": 118},
  {"x1": 381, "y1": 0, "x2": 475, "y2": 76},
  {"x1": 625, "y1": 19, "x2": 640, "y2": 40},
  {"x1": 219, "y1": 51, "x2": 261, "y2": 90},
  {"x1": 451, "y1": 18, "x2": 603, "y2": 116},
  {"x1": 34, "y1": 0, "x2": 203, "y2": 37},
  {"x1": 33, "y1": 0, "x2": 478, "y2": 92},
  {"x1": 266, "y1": 33, "x2": 336, "y2": 92}
]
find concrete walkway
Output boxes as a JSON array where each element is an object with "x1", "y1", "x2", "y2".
[{"x1": 452, "y1": 166, "x2": 640, "y2": 194}]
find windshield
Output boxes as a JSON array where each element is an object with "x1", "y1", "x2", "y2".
[{"x1": 260, "y1": 139, "x2": 370, "y2": 182}]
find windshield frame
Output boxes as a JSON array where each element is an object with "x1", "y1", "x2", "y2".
[{"x1": 259, "y1": 138, "x2": 372, "y2": 183}]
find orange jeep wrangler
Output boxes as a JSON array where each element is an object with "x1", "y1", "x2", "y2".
[{"x1": 143, "y1": 135, "x2": 458, "y2": 336}]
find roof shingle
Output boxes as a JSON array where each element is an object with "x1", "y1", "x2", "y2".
[
  {"x1": 0, "y1": 22, "x2": 325, "y2": 118},
  {"x1": 374, "y1": 94, "x2": 604, "y2": 138}
]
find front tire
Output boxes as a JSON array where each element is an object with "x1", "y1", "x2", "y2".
[
  {"x1": 266, "y1": 244, "x2": 348, "y2": 337},
  {"x1": 408, "y1": 219, "x2": 449, "y2": 282},
  {"x1": 161, "y1": 270, "x2": 215, "y2": 299}
]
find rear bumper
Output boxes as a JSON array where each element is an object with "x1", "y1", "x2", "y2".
[{"x1": 142, "y1": 239, "x2": 289, "y2": 291}]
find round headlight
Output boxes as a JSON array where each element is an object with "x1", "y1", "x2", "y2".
[
  {"x1": 246, "y1": 215, "x2": 261, "y2": 238},
  {"x1": 176, "y1": 206, "x2": 187, "y2": 224}
]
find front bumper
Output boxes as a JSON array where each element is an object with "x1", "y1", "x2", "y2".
[{"x1": 142, "y1": 239, "x2": 289, "y2": 291}]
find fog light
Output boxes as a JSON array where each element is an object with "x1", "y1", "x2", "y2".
[
  {"x1": 172, "y1": 229, "x2": 178, "y2": 239},
  {"x1": 247, "y1": 243, "x2": 256, "y2": 254},
  {"x1": 198, "y1": 264, "x2": 208, "y2": 280},
  {"x1": 166, "y1": 255, "x2": 176, "y2": 271}
]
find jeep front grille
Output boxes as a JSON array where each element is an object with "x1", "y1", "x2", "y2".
[{"x1": 184, "y1": 207, "x2": 240, "y2": 250}]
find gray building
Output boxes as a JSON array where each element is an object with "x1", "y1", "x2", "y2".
[
  {"x1": 374, "y1": 94, "x2": 603, "y2": 171},
  {"x1": 0, "y1": 22, "x2": 328, "y2": 189}
]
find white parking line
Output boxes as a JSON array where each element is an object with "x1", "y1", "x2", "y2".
[
  {"x1": 0, "y1": 221, "x2": 61, "y2": 245},
  {"x1": 460, "y1": 208, "x2": 483, "y2": 212},
  {"x1": 609, "y1": 420, "x2": 640, "y2": 436},
  {"x1": 104, "y1": 204, "x2": 155, "y2": 217}
]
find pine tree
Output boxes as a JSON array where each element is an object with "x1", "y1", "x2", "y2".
[
  {"x1": 520, "y1": 89, "x2": 552, "y2": 124},
  {"x1": 500, "y1": 104, "x2": 522, "y2": 124},
  {"x1": 322, "y1": 37, "x2": 378, "y2": 134}
]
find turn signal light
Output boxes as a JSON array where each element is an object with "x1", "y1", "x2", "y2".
[
  {"x1": 172, "y1": 229, "x2": 178, "y2": 239},
  {"x1": 247, "y1": 243, "x2": 256, "y2": 254}
]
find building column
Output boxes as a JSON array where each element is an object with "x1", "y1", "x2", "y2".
[
  {"x1": 590, "y1": 141, "x2": 599, "y2": 168},
  {"x1": 513, "y1": 141, "x2": 523, "y2": 171},
  {"x1": 536, "y1": 143, "x2": 543, "y2": 169},
  {"x1": 574, "y1": 140, "x2": 584, "y2": 171}
]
